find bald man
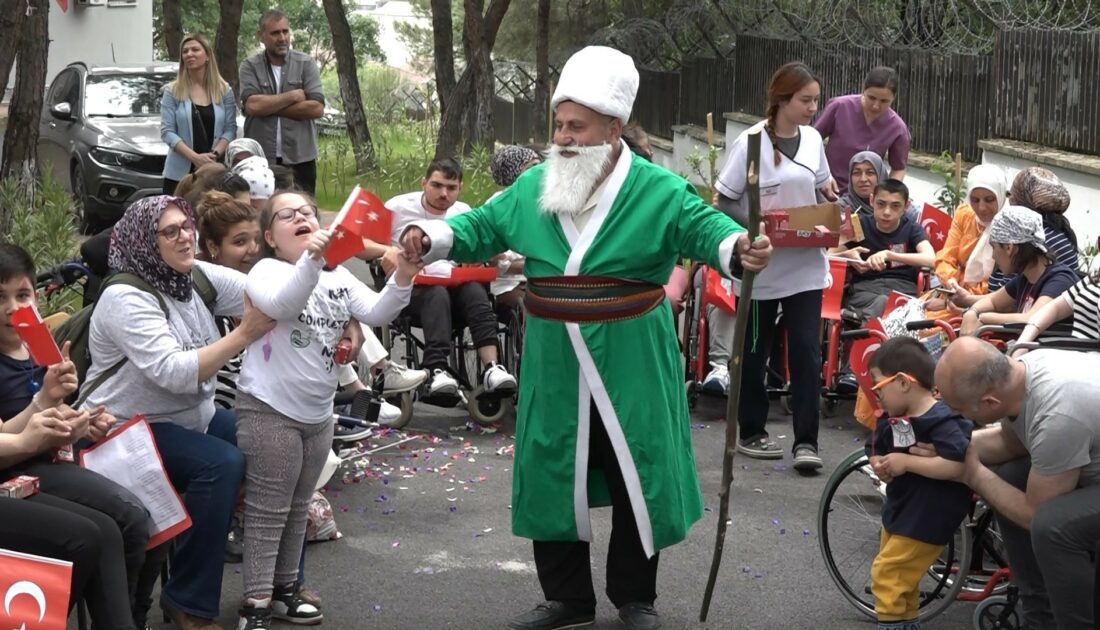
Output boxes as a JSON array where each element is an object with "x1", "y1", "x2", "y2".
[{"x1": 931, "y1": 337, "x2": 1100, "y2": 629}]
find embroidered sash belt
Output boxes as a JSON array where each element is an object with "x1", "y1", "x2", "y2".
[{"x1": 524, "y1": 276, "x2": 665, "y2": 323}]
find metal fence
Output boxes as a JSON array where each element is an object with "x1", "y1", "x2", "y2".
[{"x1": 993, "y1": 29, "x2": 1100, "y2": 155}]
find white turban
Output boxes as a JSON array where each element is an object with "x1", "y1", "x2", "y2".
[{"x1": 551, "y1": 46, "x2": 639, "y2": 124}]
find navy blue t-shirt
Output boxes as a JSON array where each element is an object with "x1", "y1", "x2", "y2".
[
  {"x1": 853, "y1": 213, "x2": 929, "y2": 284},
  {"x1": 0, "y1": 352, "x2": 45, "y2": 421},
  {"x1": 865, "y1": 400, "x2": 973, "y2": 545},
  {"x1": 1003, "y1": 262, "x2": 1078, "y2": 314}
]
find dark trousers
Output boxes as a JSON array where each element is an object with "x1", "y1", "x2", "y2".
[
  {"x1": 532, "y1": 405, "x2": 659, "y2": 612},
  {"x1": 737, "y1": 289, "x2": 822, "y2": 452},
  {"x1": 404, "y1": 283, "x2": 499, "y2": 370},
  {"x1": 4, "y1": 492, "x2": 134, "y2": 629},
  {"x1": 277, "y1": 158, "x2": 317, "y2": 195},
  {"x1": 163, "y1": 178, "x2": 180, "y2": 195},
  {"x1": 13, "y1": 460, "x2": 150, "y2": 617}
]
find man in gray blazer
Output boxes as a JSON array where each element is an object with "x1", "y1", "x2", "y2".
[{"x1": 239, "y1": 8, "x2": 325, "y2": 194}]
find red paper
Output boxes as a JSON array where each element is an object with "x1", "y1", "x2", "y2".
[
  {"x1": 11, "y1": 305, "x2": 64, "y2": 366},
  {"x1": 0, "y1": 548, "x2": 73, "y2": 630},
  {"x1": 703, "y1": 266, "x2": 736, "y2": 315},
  {"x1": 848, "y1": 318, "x2": 887, "y2": 416},
  {"x1": 325, "y1": 186, "x2": 393, "y2": 267},
  {"x1": 414, "y1": 266, "x2": 497, "y2": 286},
  {"x1": 55, "y1": 0, "x2": 69, "y2": 12},
  {"x1": 921, "y1": 203, "x2": 952, "y2": 252}
]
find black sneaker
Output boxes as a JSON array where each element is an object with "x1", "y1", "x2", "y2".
[
  {"x1": 835, "y1": 372, "x2": 860, "y2": 395},
  {"x1": 333, "y1": 420, "x2": 370, "y2": 443},
  {"x1": 272, "y1": 581, "x2": 323, "y2": 625},
  {"x1": 618, "y1": 602, "x2": 661, "y2": 630},
  {"x1": 237, "y1": 604, "x2": 273, "y2": 630},
  {"x1": 507, "y1": 601, "x2": 595, "y2": 629}
]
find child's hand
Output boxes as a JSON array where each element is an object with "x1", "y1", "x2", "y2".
[
  {"x1": 877, "y1": 453, "x2": 907, "y2": 480},
  {"x1": 85, "y1": 406, "x2": 116, "y2": 442},
  {"x1": 393, "y1": 249, "x2": 423, "y2": 287},
  {"x1": 41, "y1": 341, "x2": 78, "y2": 405},
  {"x1": 867, "y1": 250, "x2": 890, "y2": 271},
  {"x1": 307, "y1": 229, "x2": 332, "y2": 261}
]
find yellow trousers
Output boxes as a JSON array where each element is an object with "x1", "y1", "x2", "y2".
[{"x1": 871, "y1": 529, "x2": 945, "y2": 622}]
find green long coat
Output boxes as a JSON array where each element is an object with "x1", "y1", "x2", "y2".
[{"x1": 432, "y1": 149, "x2": 744, "y2": 556}]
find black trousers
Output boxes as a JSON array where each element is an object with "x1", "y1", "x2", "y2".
[
  {"x1": 404, "y1": 283, "x2": 498, "y2": 370},
  {"x1": 277, "y1": 158, "x2": 317, "y2": 195},
  {"x1": 736, "y1": 289, "x2": 823, "y2": 452},
  {"x1": 163, "y1": 178, "x2": 180, "y2": 195},
  {"x1": 532, "y1": 405, "x2": 659, "y2": 612},
  {"x1": 5, "y1": 491, "x2": 135, "y2": 629}
]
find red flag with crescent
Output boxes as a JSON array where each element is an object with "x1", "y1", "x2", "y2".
[{"x1": 0, "y1": 548, "x2": 72, "y2": 630}]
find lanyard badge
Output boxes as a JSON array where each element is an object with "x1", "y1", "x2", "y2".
[{"x1": 889, "y1": 417, "x2": 916, "y2": 448}]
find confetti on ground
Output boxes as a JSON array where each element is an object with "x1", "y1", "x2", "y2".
[
  {"x1": 779, "y1": 528, "x2": 787, "y2": 535},
  {"x1": 753, "y1": 488, "x2": 763, "y2": 493},
  {"x1": 803, "y1": 528, "x2": 811, "y2": 536},
  {"x1": 373, "y1": 604, "x2": 382, "y2": 612},
  {"x1": 773, "y1": 463, "x2": 788, "y2": 471}
]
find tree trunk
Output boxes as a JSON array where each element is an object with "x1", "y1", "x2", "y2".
[
  {"x1": 0, "y1": 0, "x2": 28, "y2": 95},
  {"x1": 162, "y1": 0, "x2": 183, "y2": 61},
  {"x1": 430, "y1": 0, "x2": 456, "y2": 113},
  {"x1": 215, "y1": 0, "x2": 246, "y2": 94},
  {"x1": 533, "y1": 0, "x2": 550, "y2": 145},
  {"x1": 434, "y1": 0, "x2": 513, "y2": 159},
  {"x1": 321, "y1": 0, "x2": 376, "y2": 173},
  {"x1": 1, "y1": 0, "x2": 48, "y2": 188}
]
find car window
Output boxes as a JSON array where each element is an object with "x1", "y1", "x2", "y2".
[
  {"x1": 84, "y1": 72, "x2": 175, "y2": 117},
  {"x1": 47, "y1": 70, "x2": 78, "y2": 110}
]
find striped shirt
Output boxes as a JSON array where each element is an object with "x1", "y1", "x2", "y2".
[
  {"x1": 214, "y1": 316, "x2": 241, "y2": 410},
  {"x1": 1065, "y1": 277, "x2": 1100, "y2": 340},
  {"x1": 988, "y1": 227, "x2": 1078, "y2": 292}
]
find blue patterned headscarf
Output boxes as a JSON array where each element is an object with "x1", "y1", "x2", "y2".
[{"x1": 109, "y1": 195, "x2": 195, "y2": 301}]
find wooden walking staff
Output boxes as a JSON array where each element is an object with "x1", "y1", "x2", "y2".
[{"x1": 699, "y1": 130, "x2": 764, "y2": 622}]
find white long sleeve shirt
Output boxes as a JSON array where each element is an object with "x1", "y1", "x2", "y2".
[{"x1": 238, "y1": 253, "x2": 412, "y2": 423}]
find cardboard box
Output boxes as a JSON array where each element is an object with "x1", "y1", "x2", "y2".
[
  {"x1": 0, "y1": 475, "x2": 39, "y2": 499},
  {"x1": 762, "y1": 203, "x2": 846, "y2": 248}
]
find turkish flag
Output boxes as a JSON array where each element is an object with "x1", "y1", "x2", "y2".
[
  {"x1": 921, "y1": 203, "x2": 953, "y2": 252},
  {"x1": 325, "y1": 186, "x2": 392, "y2": 267},
  {"x1": 11, "y1": 305, "x2": 64, "y2": 366},
  {"x1": 0, "y1": 548, "x2": 73, "y2": 630}
]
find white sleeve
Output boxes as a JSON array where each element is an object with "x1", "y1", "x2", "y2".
[
  {"x1": 195, "y1": 260, "x2": 245, "y2": 318},
  {"x1": 245, "y1": 254, "x2": 323, "y2": 320},
  {"x1": 813, "y1": 129, "x2": 832, "y2": 187},
  {"x1": 715, "y1": 136, "x2": 747, "y2": 200},
  {"x1": 343, "y1": 269, "x2": 413, "y2": 327},
  {"x1": 406, "y1": 220, "x2": 455, "y2": 265}
]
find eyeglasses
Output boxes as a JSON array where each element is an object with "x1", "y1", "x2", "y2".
[
  {"x1": 272, "y1": 204, "x2": 317, "y2": 223},
  {"x1": 157, "y1": 222, "x2": 195, "y2": 241},
  {"x1": 870, "y1": 371, "x2": 918, "y2": 398}
]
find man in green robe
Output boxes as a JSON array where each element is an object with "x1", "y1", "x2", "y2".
[{"x1": 401, "y1": 46, "x2": 773, "y2": 630}]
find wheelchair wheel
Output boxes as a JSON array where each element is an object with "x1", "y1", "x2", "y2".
[
  {"x1": 973, "y1": 595, "x2": 1019, "y2": 630},
  {"x1": 818, "y1": 448, "x2": 970, "y2": 622},
  {"x1": 380, "y1": 391, "x2": 414, "y2": 429},
  {"x1": 779, "y1": 392, "x2": 793, "y2": 415},
  {"x1": 467, "y1": 386, "x2": 513, "y2": 425}
]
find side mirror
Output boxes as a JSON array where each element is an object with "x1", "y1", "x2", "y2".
[{"x1": 50, "y1": 102, "x2": 73, "y2": 121}]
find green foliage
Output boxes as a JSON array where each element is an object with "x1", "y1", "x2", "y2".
[
  {"x1": 685, "y1": 143, "x2": 721, "y2": 203},
  {"x1": 2, "y1": 171, "x2": 82, "y2": 315},
  {"x1": 153, "y1": 0, "x2": 385, "y2": 72},
  {"x1": 322, "y1": 64, "x2": 431, "y2": 123},
  {"x1": 930, "y1": 151, "x2": 966, "y2": 214},
  {"x1": 314, "y1": 119, "x2": 501, "y2": 212}
]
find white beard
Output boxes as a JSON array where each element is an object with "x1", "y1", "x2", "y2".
[{"x1": 539, "y1": 143, "x2": 615, "y2": 216}]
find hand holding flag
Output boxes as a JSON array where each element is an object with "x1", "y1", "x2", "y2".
[
  {"x1": 325, "y1": 186, "x2": 394, "y2": 267},
  {"x1": 12, "y1": 304, "x2": 64, "y2": 366}
]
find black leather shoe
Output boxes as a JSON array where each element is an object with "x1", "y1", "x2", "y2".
[
  {"x1": 618, "y1": 602, "x2": 660, "y2": 630},
  {"x1": 507, "y1": 601, "x2": 595, "y2": 629}
]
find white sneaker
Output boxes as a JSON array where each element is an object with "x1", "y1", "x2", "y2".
[
  {"x1": 377, "y1": 399, "x2": 403, "y2": 426},
  {"x1": 428, "y1": 369, "x2": 459, "y2": 396},
  {"x1": 702, "y1": 365, "x2": 729, "y2": 395},
  {"x1": 482, "y1": 362, "x2": 517, "y2": 393},
  {"x1": 380, "y1": 362, "x2": 428, "y2": 393}
]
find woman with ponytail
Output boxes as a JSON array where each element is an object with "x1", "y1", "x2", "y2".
[{"x1": 711, "y1": 62, "x2": 832, "y2": 471}]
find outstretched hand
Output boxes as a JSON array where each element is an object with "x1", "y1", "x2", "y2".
[
  {"x1": 307, "y1": 229, "x2": 332, "y2": 261},
  {"x1": 400, "y1": 227, "x2": 431, "y2": 263},
  {"x1": 394, "y1": 249, "x2": 423, "y2": 286}
]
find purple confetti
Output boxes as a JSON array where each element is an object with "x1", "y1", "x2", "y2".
[
  {"x1": 741, "y1": 566, "x2": 751, "y2": 573},
  {"x1": 382, "y1": 478, "x2": 389, "y2": 485},
  {"x1": 448, "y1": 505, "x2": 458, "y2": 513},
  {"x1": 373, "y1": 604, "x2": 382, "y2": 612},
  {"x1": 376, "y1": 494, "x2": 389, "y2": 502},
  {"x1": 772, "y1": 519, "x2": 781, "y2": 526},
  {"x1": 773, "y1": 463, "x2": 788, "y2": 471},
  {"x1": 779, "y1": 528, "x2": 787, "y2": 535},
  {"x1": 704, "y1": 506, "x2": 712, "y2": 512},
  {"x1": 740, "y1": 464, "x2": 749, "y2": 470},
  {"x1": 382, "y1": 508, "x2": 396, "y2": 515},
  {"x1": 803, "y1": 528, "x2": 811, "y2": 536},
  {"x1": 754, "y1": 572, "x2": 764, "y2": 579}
]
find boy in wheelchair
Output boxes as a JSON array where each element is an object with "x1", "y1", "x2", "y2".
[
  {"x1": 866, "y1": 337, "x2": 974, "y2": 630},
  {"x1": 831, "y1": 179, "x2": 935, "y2": 321}
]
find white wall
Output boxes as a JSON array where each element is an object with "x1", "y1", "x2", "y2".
[{"x1": 47, "y1": 2, "x2": 153, "y2": 83}]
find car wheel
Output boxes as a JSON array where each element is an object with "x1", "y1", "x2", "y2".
[{"x1": 70, "y1": 162, "x2": 91, "y2": 234}]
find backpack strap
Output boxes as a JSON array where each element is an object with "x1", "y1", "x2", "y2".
[{"x1": 191, "y1": 265, "x2": 219, "y2": 314}]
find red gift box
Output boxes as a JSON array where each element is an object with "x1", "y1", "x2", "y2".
[
  {"x1": 762, "y1": 203, "x2": 843, "y2": 248},
  {"x1": 0, "y1": 474, "x2": 40, "y2": 499},
  {"x1": 414, "y1": 266, "x2": 497, "y2": 287},
  {"x1": 11, "y1": 304, "x2": 64, "y2": 366}
]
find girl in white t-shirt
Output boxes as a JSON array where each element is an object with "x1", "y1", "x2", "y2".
[
  {"x1": 234, "y1": 191, "x2": 417, "y2": 628},
  {"x1": 714, "y1": 62, "x2": 833, "y2": 471}
]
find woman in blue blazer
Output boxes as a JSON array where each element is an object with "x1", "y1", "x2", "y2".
[{"x1": 161, "y1": 33, "x2": 237, "y2": 194}]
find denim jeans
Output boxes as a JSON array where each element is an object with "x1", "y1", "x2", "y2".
[{"x1": 152, "y1": 408, "x2": 244, "y2": 618}]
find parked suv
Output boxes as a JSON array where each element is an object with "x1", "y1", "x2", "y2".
[{"x1": 38, "y1": 62, "x2": 177, "y2": 233}]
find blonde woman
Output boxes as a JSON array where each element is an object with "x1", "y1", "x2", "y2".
[{"x1": 161, "y1": 33, "x2": 237, "y2": 194}]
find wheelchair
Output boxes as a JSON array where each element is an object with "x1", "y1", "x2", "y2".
[{"x1": 372, "y1": 263, "x2": 524, "y2": 428}]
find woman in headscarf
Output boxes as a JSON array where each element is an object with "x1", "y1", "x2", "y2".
[
  {"x1": 960, "y1": 205, "x2": 1078, "y2": 335},
  {"x1": 836, "y1": 150, "x2": 919, "y2": 221},
  {"x1": 225, "y1": 138, "x2": 266, "y2": 168},
  {"x1": 988, "y1": 167, "x2": 1079, "y2": 291},
  {"x1": 82, "y1": 195, "x2": 275, "y2": 629},
  {"x1": 233, "y1": 155, "x2": 277, "y2": 209}
]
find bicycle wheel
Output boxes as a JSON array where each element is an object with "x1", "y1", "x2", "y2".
[{"x1": 818, "y1": 448, "x2": 971, "y2": 622}]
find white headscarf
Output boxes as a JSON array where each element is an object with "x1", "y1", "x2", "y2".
[
  {"x1": 232, "y1": 156, "x2": 275, "y2": 200},
  {"x1": 963, "y1": 164, "x2": 1008, "y2": 285}
]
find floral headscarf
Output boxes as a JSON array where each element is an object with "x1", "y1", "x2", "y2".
[
  {"x1": 109, "y1": 195, "x2": 195, "y2": 302},
  {"x1": 490, "y1": 145, "x2": 541, "y2": 187},
  {"x1": 1010, "y1": 167, "x2": 1071, "y2": 214},
  {"x1": 989, "y1": 205, "x2": 1047, "y2": 252}
]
